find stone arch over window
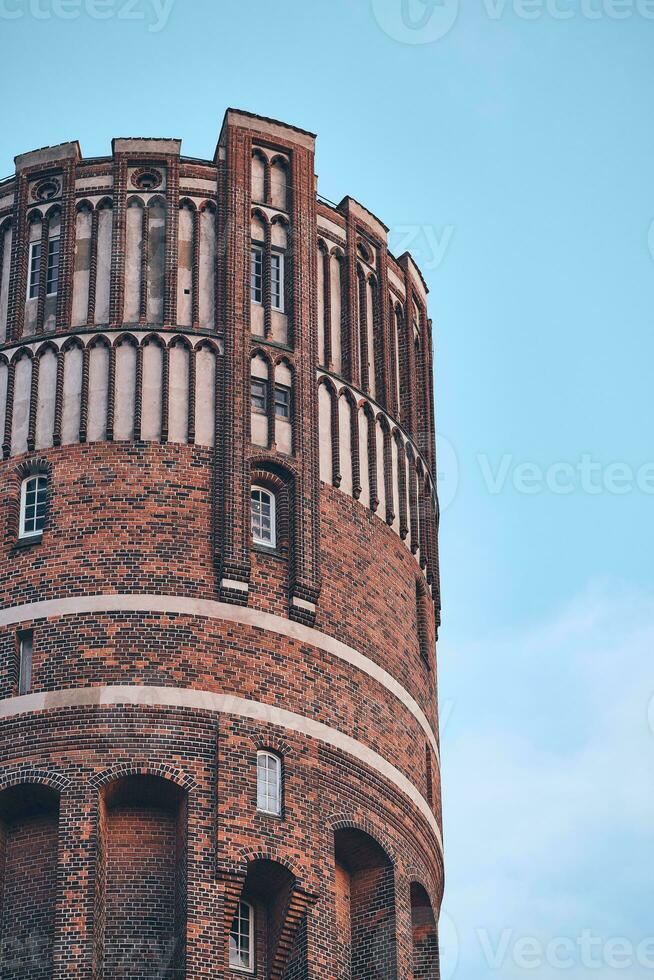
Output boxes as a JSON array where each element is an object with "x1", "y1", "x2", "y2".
[
  {"x1": 333, "y1": 825, "x2": 398, "y2": 980},
  {"x1": 410, "y1": 881, "x2": 440, "y2": 979},
  {"x1": 0, "y1": 781, "x2": 61, "y2": 978},
  {"x1": 93, "y1": 774, "x2": 188, "y2": 979}
]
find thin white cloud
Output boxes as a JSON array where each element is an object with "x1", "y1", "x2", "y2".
[{"x1": 440, "y1": 582, "x2": 654, "y2": 979}]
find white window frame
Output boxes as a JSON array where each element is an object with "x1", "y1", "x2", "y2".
[
  {"x1": 250, "y1": 246, "x2": 263, "y2": 305},
  {"x1": 251, "y1": 486, "x2": 276, "y2": 549},
  {"x1": 46, "y1": 236, "x2": 60, "y2": 296},
  {"x1": 229, "y1": 899, "x2": 255, "y2": 973},
  {"x1": 257, "y1": 750, "x2": 282, "y2": 816},
  {"x1": 27, "y1": 241, "x2": 41, "y2": 299},
  {"x1": 27, "y1": 237, "x2": 60, "y2": 300},
  {"x1": 271, "y1": 250, "x2": 284, "y2": 312},
  {"x1": 19, "y1": 473, "x2": 47, "y2": 540}
]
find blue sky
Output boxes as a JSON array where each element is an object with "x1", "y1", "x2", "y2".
[{"x1": 2, "y1": 0, "x2": 653, "y2": 975}]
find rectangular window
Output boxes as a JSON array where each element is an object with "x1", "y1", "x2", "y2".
[
  {"x1": 28, "y1": 242, "x2": 41, "y2": 299},
  {"x1": 274, "y1": 384, "x2": 291, "y2": 420},
  {"x1": 251, "y1": 378, "x2": 267, "y2": 413},
  {"x1": 27, "y1": 238, "x2": 60, "y2": 299},
  {"x1": 271, "y1": 252, "x2": 284, "y2": 311},
  {"x1": 46, "y1": 237, "x2": 60, "y2": 295},
  {"x1": 251, "y1": 487, "x2": 276, "y2": 548},
  {"x1": 18, "y1": 631, "x2": 33, "y2": 696},
  {"x1": 257, "y1": 752, "x2": 282, "y2": 815},
  {"x1": 250, "y1": 247, "x2": 263, "y2": 304},
  {"x1": 229, "y1": 900, "x2": 254, "y2": 972},
  {"x1": 20, "y1": 474, "x2": 48, "y2": 539}
]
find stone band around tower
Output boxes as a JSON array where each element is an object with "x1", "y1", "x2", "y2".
[{"x1": 0, "y1": 109, "x2": 442, "y2": 979}]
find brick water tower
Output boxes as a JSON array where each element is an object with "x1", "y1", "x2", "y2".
[{"x1": 0, "y1": 109, "x2": 443, "y2": 979}]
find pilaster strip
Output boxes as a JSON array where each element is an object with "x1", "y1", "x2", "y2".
[
  {"x1": 36, "y1": 212, "x2": 50, "y2": 335},
  {"x1": 139, "y1": 204, "x2": 149, "y2": 325},
  {"x1": 7, "y1": 174, "x2": 29, "y2": 343},
  {"x1": 27, "y1": 353, "x2": 39, "y2": 450},
  {"x1": 86, "y1": 207, "x2": 99, "y2": 326},
  {"x1": 163, "y1": 156, "x2": 179, "y2": 326},
  {"x1": 3, "y1": 360, "x2": 14, "y2": 458},
  {"x1": 53, "y1": 348, "x2": 64, "y2": 446},
  {"x1": 109, "y1": 155, "x2": 128, "y2": 327}
]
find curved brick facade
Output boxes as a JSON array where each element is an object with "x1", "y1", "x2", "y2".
[{"x1": 0, "y1": 110, "x2": 442, "y2": 979}]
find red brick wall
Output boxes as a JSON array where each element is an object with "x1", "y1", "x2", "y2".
[
  {"x1": 0, "y1": 111, "x2": 442, "y2": 979},
  {"x1": 0, "y1": 790, "x2": 59, "y2": 979}
]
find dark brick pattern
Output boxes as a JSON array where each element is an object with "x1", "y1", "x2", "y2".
[{"x1": 0, "y1": 111, "x2": 442, "y2": 978}]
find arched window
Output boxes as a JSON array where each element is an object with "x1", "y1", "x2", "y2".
[
  {"x1": 251, "y1": 486, "x2": 276, "y2": 548},
  {"x1": 257, "y1": 750, "x2": 282, "y2": 815},
  {"x1": 19, "y1": 472, "x2": 48, "y2": 539},
  {"x1": 229, "y1": 899, "x2": 254, "y2": 972}
]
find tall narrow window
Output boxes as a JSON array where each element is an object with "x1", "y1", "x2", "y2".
[
  {"x1": 28, "y1": 242, "x2": 41, "y2": 299},
  {"x1": 46, "y1": 237, "x2": 60, "y2": 295},
  {"x1": 274, "y1": 384, "x2": 291, "y2": 419},
  {"x1": 18, "y1": 630, "x2": 33, "y2": 696},
  {"x1": 257, "y1": 751, "x2": 282, "y2": 815},
  {"x1": 251, "y1": 486, "x2": 276, "y2": 548},
  {"x1": 271, "y1": 251, "x2": 284, "y2": 311},
  {"x1": 251, "y1": 378, "x2": 267, "y2": 413},
  {"x1": 229, "y1": 900, "x2": 254, "y2": 972},
  {"x1": 19, "y1": 473, "x2": 48, "y2": 540},
  {"x1": 250, "y1": 247, "x2": 263, "y2": 304}
]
